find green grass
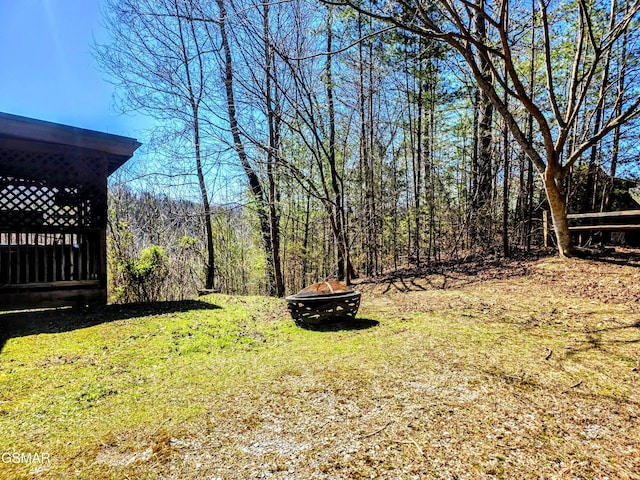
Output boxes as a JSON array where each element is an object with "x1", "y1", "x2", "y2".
[{"x1": 1, "y1": 257, "x2": 639, "y2": 479}]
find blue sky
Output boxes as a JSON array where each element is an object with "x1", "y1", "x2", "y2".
[{"x1": 0, "y1": 0, "x2": 151, "y2": 138}]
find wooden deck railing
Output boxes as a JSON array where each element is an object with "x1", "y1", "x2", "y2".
[{"x1": 0, "y1": 231, "x2": 101, "y2": 286}]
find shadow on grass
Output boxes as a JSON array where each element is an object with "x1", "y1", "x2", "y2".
[
  {"x1": 369, "y1": 249, "x2": 552, "y2": 294},
  {"x1": 563, "y1": 327, "x2": 640, "y2": 361},
  {"x1": 294, "y1": 317, "x2": 379, "y2": 332},
  {"x1": 0, "y1": 300, "x2": 221, "y2": 354},
  {"x1": 574, "y1": 246, "x2": 640, "y2": 267}
]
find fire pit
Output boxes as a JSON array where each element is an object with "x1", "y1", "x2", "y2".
[{"x1": 286, "y1": 281, "x2": 361, "y2": 324}]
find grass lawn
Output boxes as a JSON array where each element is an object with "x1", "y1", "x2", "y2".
[{"x1": 1, "y1": 255, "x2": 639, "y2": 479}]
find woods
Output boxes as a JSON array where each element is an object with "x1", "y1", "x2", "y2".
[{"x1": 95, "y1": 0, "x2": 640, "y2": 299}]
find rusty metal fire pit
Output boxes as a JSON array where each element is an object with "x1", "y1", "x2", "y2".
[{"x1": 286, "y1": 281, "x2": 361, "y2": 325}]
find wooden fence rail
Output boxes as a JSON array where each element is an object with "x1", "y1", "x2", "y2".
[{"x1": 543, "y1": 210, "x2": 640, "y2": 247}]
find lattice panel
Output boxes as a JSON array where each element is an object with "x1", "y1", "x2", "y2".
[
  {"x1": 0, "y1": 177, "x2": 96, "y2": 229},
  {"x1": 0, "y1": 148, "x2": 106, "y2": 231},
  {"x1": 0, "y1": 148, "x2": 104, "y2": 187}
]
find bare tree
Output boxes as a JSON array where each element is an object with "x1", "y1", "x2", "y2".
[
  {"x1": 96, "y1": 0, "x2": 218, "y2": 288},
  {"x1": 260, "y1": 3, "x2": 357, "y2": 284},
  {"x1": 207, "y1": 0, "x2": 285, "y2": 296}
]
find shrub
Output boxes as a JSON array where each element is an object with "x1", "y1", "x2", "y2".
[{"x1": 116, "y1": 245, "x2": 169, "y2": 303}]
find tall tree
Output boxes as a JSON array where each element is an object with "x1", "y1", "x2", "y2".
[
  {"x1": 471, "y1": 0, "x2": 495, "y2": 248},
  {"x1": 326, "y1": 7, "x2": 351, "y2": 281},
  {"x1": 208, "y1": 0, "x2": 284, "y2": 295},
  {"x1": 603, "y1": 10, "x2": 629, "y2": 210},
  {"x1": 585, "y1": 0, "x2": 619, "y2": 212},
  {"x1": 96, "y1": 0, "x2": 218, "y2": 288},
  {"x1": 268, "y1": 3, "x2": 357, "y2": 283},
  {"x1": 261, "y1": 0, "x2": 286, "y2": 296}
]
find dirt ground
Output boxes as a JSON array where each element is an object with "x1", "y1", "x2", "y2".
[{"x1": 150, "y1": 249, "x2": 640, "y2": 479}]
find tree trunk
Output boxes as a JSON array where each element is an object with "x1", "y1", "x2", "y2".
[
  {"x1": 174, "y1": 4, "x2": 215, "y2": 290},
  {"x1": 263, "y1": 1, "x2": 285, "y2": 296},
  {"x1": 215, "y1": 0, "x2": 278, "y2": 295},
  {"x1": 603, "y1": 8, "x2": 627, "y2": 211},
  {"x1": 326, "y1": 8, "x2": 352, "y2": 284},
  {"x1": 471, "y1": 0, "x2": 494, "y2": 248},
  {"x1": 413, "y1": 66, "x2": 423, "y2": 265},
  {"x1": 502, "y1": 72, "x2": 510, "y2": 257},
  {"x1": 543, "y1": 168, "x2": 573, "y2": 257},
  {"x1": 194, "y1": 122, "x2": 216, "y2": 290}
]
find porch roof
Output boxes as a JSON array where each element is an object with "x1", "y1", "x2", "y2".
[{"x1": 0, "y1": 112, "x2": 141, "y2": 176}]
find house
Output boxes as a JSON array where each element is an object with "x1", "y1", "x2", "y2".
[{"x1": 0, "y1": 112, "x2": 140, "y2": 310}]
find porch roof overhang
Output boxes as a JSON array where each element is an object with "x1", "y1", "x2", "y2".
[{"x1": 0, "y1": 112, "x2": 141, "y2": 176}]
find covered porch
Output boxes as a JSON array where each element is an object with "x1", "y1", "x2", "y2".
[{"x1": 0, "y1": 112, "x2": 140, "y2": 310}]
